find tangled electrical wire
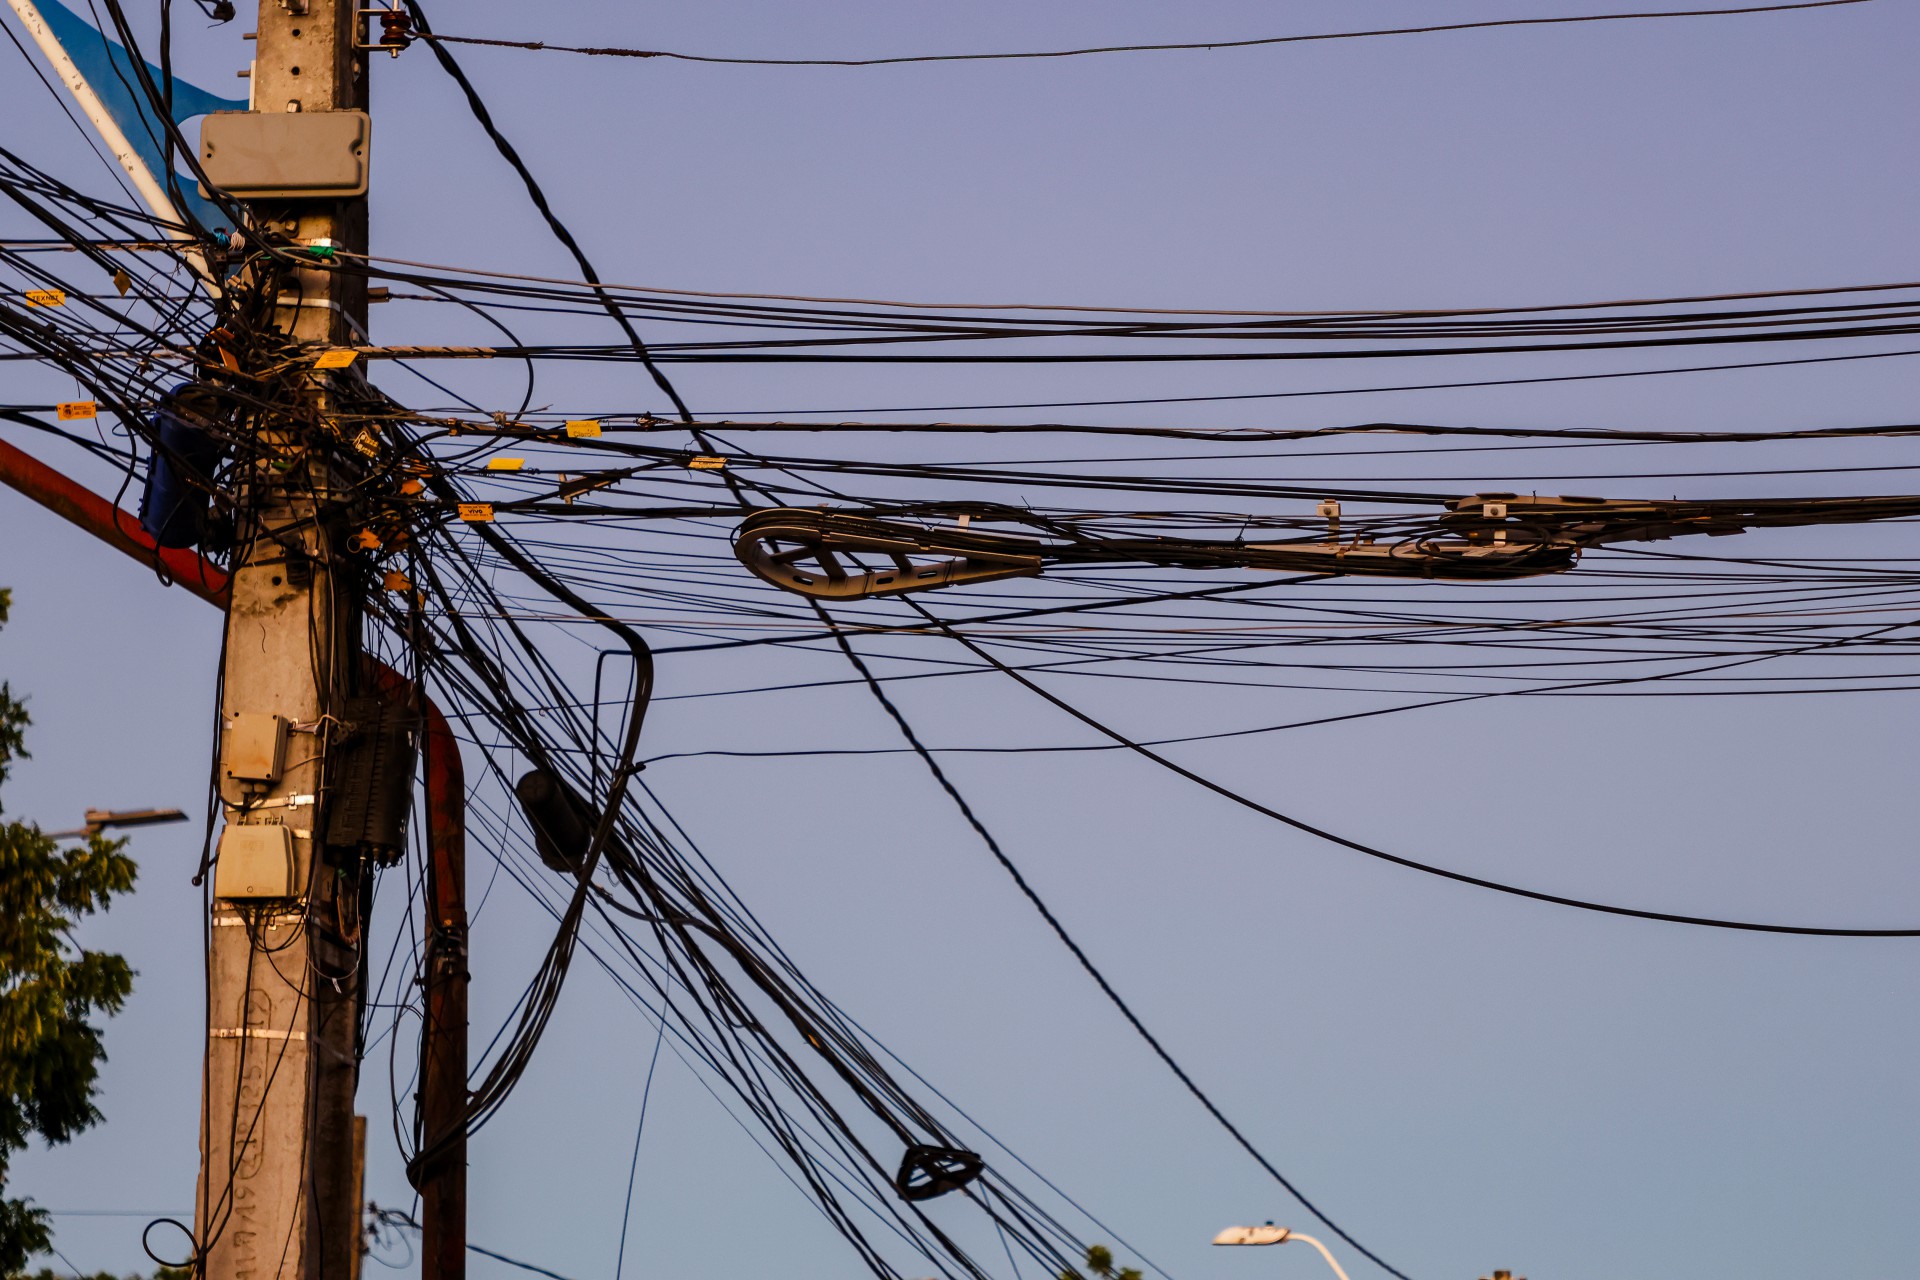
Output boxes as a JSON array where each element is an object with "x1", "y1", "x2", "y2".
[{"x1": 7, "y1": 5, "x2": 1920, "y2": 1279}]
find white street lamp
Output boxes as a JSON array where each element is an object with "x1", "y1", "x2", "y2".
[
  {"x1": 1212, "y1": 1225, "x2": 1352, "y2": 1280},
  {"x1": 42, "y1": 807, "x2": 188, "y2": 839}
]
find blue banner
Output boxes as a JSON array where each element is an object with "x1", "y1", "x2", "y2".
[{"x1": 31, "y1": 0, "x2": 247, "y2": 230}]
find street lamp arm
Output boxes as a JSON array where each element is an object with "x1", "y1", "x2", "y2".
[
  {"x1": 1213, "y1": 1227, "x2": 1352, "y2": 1280},
  {"x1": 1285, "y1": 1234, "x2": 1353, "y2": 1280}
]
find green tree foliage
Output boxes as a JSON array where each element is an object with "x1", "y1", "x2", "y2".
[
  {"x1": 0, "y1": 589, "x2": 138, "y2": 1276},
  {"x1": 1060, "y1": 1243, "x2": 1143, "y2": 1280}
]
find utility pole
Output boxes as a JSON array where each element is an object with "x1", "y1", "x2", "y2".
[
  {"x1": 197, "y1": 1, "x2": 370, "y2": 1276},
  {"x1": 0, "y1": 434, "x2": 469, "y2": 1279}
]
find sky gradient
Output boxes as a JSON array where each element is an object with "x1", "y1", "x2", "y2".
[{"x1": 3, "y1": 3, "x2": 1918, "y2": 1279}]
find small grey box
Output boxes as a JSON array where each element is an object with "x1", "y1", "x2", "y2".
[
  {"x1": 222, "y1": 711, "x2": 288, "y2": 784},
  {"x1": 200, "y1": 110, "x2": 370, "y2": 198}
]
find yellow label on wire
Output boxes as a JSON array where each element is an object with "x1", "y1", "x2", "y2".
[
  {"x1": 399, "y1": 478, "x2": 424, "y2": 496},
  {"x1": 564, "y1": 419, "x2": 601, "y2": 438},
  {"x1": 457, "y1": 503, "x2": 495, "y2": 523},
  {"x1": 382, "y1": 570, "x2": 412, "y2": 593},
  {"x1": 351, "y1": 530, "x2": 382, "y2": 550},
  {"x1": 24, "y1": 289, "x2": 64, "y2": 307},
  {"x1": 112, "y1": 269, "x2": 131, "y2": 297},
  {"x1": 313, "y1": 349, "x2": 358, "y2": 369},
  {"x1": 55, "y1": 401, "x2": 97, "y2": 421},
  {"x1": 485, "y1": 457, "x2": 525, "y2": 472},
  {"x1": 688, "y1": 455, "x2": 727, "y2": 470}
]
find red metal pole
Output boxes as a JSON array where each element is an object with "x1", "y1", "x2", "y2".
[
  {"x1": 366, "y1": 667, "x2": 468, "y2": 1280},
  {"x1": 0, "y1": 435, "x2": 466, "y2": 1278},
  {"x1": 420, "y1": 695, "x2": 468, "y2": 1280},
  {"x1": 0, "y1": 436, "x2": 231, "y2": 604}
]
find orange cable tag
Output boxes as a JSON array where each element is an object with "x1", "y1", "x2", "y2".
[
  {"x1": 485, "y1": 457, "x2": 524, "y2": 471},
  {"x1": 313, "y1": 349, "x2": 358, "y2": 369},
  {"x1": 457, "y1": 503, "x2": 495, "y2": 523},
  {"x1": 24, "y1": 289, "x2": 64, "y2": 307},
  {"x1": 688, "y1": 455, "x2": 727, "y2": 470},
  {"x1": 382, "y1": 570, "x2": 412, "y2": 593},
  {"x1": 564, "y1": 419, "x2": 601, "y2": 438},
  {"x1": 56, "y1": 401, "x2": 97, "y2": 421}
]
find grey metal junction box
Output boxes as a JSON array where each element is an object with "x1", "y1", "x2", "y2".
[{"x1": 199, "y1": 110, "x2": 370, "y2": 198}]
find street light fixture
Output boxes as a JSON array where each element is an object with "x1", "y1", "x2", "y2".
[
  {"x1": 1213, "y1": 1225, "x2": 1352, "y2": 1280},
  {"x1": 42, "y1": 807, "x2": 189, "y2": 839}
]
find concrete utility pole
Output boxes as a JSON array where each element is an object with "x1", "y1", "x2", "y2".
[{"x1": 197, "y1": 1, "x2": 370, "y2": 1276}]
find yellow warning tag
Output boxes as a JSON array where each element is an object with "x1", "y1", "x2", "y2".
[
  {"x1": 313, "y1": 349, "x2": 358, "y2": 369},
  {"x1": 485, "y1": 457, "x2": 524, "y2": 472},
  {"x1": 564, "y1": 419, "x2": 601, "y2": 438},
  {"x1": 688, "y1": 455, "x2": 727, "y2": 470},
  {"x1": 383, "y1": 570, "x2": 412, "y2": 593},
  {"x1": 457, "y1": 503, "x2": 496, "y2": 523},
  {"x1": 24, "y1": 289, "x2": 64, "y2": 307},
  {"x1": 112, "y1": 269, "x2": 131, "y2": 297},
  {"x1": 55, "y1": 401, "x2": 97, "y2": 421}
]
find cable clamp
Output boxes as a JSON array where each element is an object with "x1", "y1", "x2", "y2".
[
  {"x1": 210, "y1": 1027, "x2": 307, "y2": 1041},
  {"x1": 232, "y1": 793, "x2": 316, "y2": 812}
]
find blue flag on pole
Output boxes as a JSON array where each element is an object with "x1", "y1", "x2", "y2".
[{"x1": 30, "y1": 0, "x2": 247, "y2": 229}]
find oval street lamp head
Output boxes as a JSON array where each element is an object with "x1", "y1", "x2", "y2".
[
  {"x1": 41, "y1": 807, "x2": 190, "y2": 840},
  {"x1": 84, "y1": 807, "x2": 188, "y2": 833},
  {"x1": 1211, "y1": 1227, "x2": 1353, "y2": 1280}
]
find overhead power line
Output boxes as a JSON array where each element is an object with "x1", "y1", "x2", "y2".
[
  {"x1": 370, "y1": 1206, "x2": 579, "y2": 1280},
  {"x1": 11, "y1": 9, "x2": 1920, "y2": 1276},
  {"x1": 398, "y1": 0, "x2": 696, "y2": 423},
  {"x1": 901, "y1": 596, "x2": 1920, "y2": 937},
  {"x1": 418, "y1": 0, "x2": 1878, "y2": 68},
  {"x1": 818, "y1": 602, "x2": 1412, "y2": 1280}
]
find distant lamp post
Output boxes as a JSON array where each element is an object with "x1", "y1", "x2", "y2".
[
  {"x1": 44, "y1": 807, "x2": 189, "y2": 839},
  {"x1": 1212, "y1": 1225, "x2": 1351, "y2": 1280}
]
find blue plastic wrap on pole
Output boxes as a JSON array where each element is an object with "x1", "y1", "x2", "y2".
[
  {"x1": 29, "y1": 0, "x2": 247, "y2": 231},
  {"x1": 139, "y1": 387, "x2": 222, "y2": 548}
]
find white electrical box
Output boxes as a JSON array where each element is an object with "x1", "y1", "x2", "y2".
[
  {"x1": 214, "y1": 824, "x2": 296, "y2": 900},
  {"x1": 223, "y1": 712, "x2": 289, "y2": 785}
]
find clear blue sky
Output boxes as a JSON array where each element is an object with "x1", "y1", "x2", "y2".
[{"x1": 3, "y1": 3, "x2": 1918, "y2": 1279}]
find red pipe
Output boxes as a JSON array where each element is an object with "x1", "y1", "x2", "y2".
[
  {"x1": 0, "y1": 434, "x2": 466, "y2": 1278},
  {"x1": 366, "y1": 666, "x2": 468, "y2": 1280},
  {"x1": 0, "y1": 436, "x2": 231, "y2": 605}
]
